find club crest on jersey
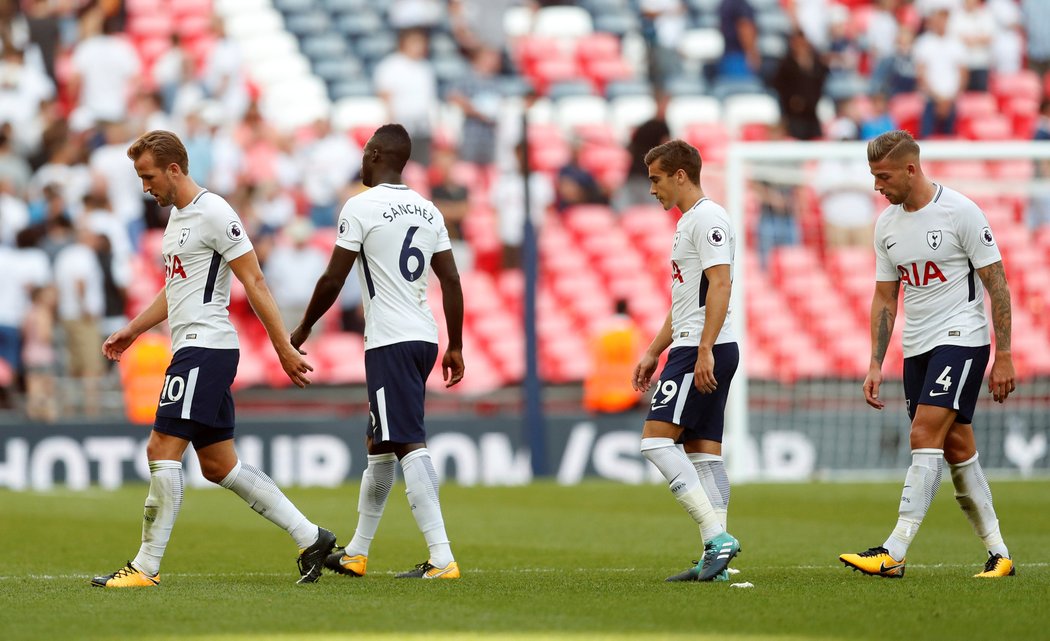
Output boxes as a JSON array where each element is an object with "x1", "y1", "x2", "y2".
[
  {"x1": 226, "y1": 221, "x2": 245, "y2": 242},
  {"x1": 338, "y1": 218, "x2": 349, "y2": 238},
  {"x1": 926, "y1": 230, "x2": 942, "y2": 250},
  {"x1": 980, "y1": 226, "x2": 995, "y2": 246},
  {"x1": 178, "y1": 228, "x2": 190, "y2": 247},
  {"x1": 708, "y1": 227, "x2": 727, "y2": 246}
]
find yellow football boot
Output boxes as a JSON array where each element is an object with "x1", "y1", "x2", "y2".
[
  {"x1": 396, "y1": 560, "x2": 461, "y2": 579},
  {"x1": 324, "y1": 548, "x2": 368, "y2": 577},
  {"x1": 91, "y1": 562, "x2": 160, "y2": 588},
  {"x1": 839, "y1": 546, "x2": 906, "y2": 578},
  {"x1": 975, "y1": 553, "x2": 1015, "y2": 578}
]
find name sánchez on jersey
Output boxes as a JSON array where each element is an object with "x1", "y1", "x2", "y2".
[{"x1": 384, "y1": 203, "x2": 434, "y2": 224}]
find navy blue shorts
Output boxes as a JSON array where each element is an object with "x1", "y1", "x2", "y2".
[
  {"x1": 154, "y1": 347, "x2": 238, "y2": 449},
  {"x1": 645, "y1": 343, "x2": 739, "y2": 442},
  {"x1": 365, "y1": 341, "x2": 438, "y2": 445},
  {"x1": 903, "y1": 344, "x2": 990, "y2": 424}
]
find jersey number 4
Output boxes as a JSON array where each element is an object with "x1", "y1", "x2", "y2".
[{"x1": 399, "y1": 226, "x2": 425, "y2": 282}]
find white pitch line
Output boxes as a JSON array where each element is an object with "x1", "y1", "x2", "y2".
[{"x1": 1, "y1": 563, "x2": 1045, "y2": 582}]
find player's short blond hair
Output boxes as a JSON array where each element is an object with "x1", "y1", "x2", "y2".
[
  {"x1": 644, "y1": 139, "x2": 701, "y2": 185},
  {"x1": 127, "y1": 130, "x2": 189, "y2": 175},
  {"x1": 867, "y1": 130, "x2": 920, "y2": 164}
]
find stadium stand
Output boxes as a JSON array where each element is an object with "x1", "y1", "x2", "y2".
[{"x1": 0, "y1": 0, "x2": 1048, "y2": 423}]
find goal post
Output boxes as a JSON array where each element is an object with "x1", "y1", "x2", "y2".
[{"x1": 723, "y1": 140, "x2": 1050, "y2": 481}]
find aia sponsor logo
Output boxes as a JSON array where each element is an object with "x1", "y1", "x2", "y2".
[
  {"x1": 164, "y1": 254, "x2": 187, "y2": 280},
  {"x1": 897, "y1": 261, "x2": 946, "y2": 287}
]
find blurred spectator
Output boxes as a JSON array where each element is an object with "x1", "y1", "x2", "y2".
[
  {"x1": 555, "y1": 142, "x2": 606, "y2": 213},
  {"x1": 753, "y1": 124, "x2": 800, "y2": 268},
  {"x1": 182, "y1": 107, "x2": 215, "y2": 186},
  {"x1": 22, "y1": 284, "x2": 57, "y2": 422},
  {"x1": 990, "y1": 3, "x2": 1024, "y2": 75},
  {"x1": 28, "y1": 138, "x2": 90, "y2": 221},
  {"x1": 915, "y1": 0, "x2": 962, "y2": 16},
  {"x1": 0, "y1": 243, "x2": 26, "y2": 374},
  {"x1": 389, "y1": 0, "x2": 443, "y2": 30},
  {"x1": 718, "y1": 0, "x2": 760, "y2": 80},
  {"x1": 826, "y1": 4, "x2": 861, "y2": 78},
  {"x1": 447, "y1": 47, "x2": 501, "y2": 169},
  {"x1": 375, "y1": 28, "x2": 437, "y2": 166},
  {"x1": 860, "y1": 93, "x2": 897, "y2": 139},
  {"x1": 792, "y1": 0, "x2": 832, "y2": 53},
  {"x1": 771, "y1": 31, "x2": 828, "y2": 141},
  {"x1": 914, "y1": 8, "x2": 967, "y2": 137},
  {"x1": 30, "y1": 186, "x2": 74, "y2": 261},
  {"x1": 128, "y1": 90, "x2": 173, "y2": 134},
  {"x1": 0, "y1": 178, "x2": 30, "y2": 246},
  {"x1": 253, "y1": 180, "x2": 296, "y2": 235},
  {"x1": 69, "y1": 16, "x2": 140, "y2": 126},
  {"x1": 202, "y1": 17, "x2": 248, "y2": 122},
  {"x1": 53, "y1": 223, "x2": 105, "y2": 416},
  {"x1": 1028, "y1": 100, "x2": 1050, "y2": 231},
  {"x1": 151, "y1": 33, "x2": 189, "y2": 113},
  {"x1": 429, "y1": 144, "x2": 473, "y2": 271},
  {"x1": 639, "y1": 0, "x2": 686, "y2": 89},
  {"x1": 583, "y1": 299, "x2": 642, "y2": 413},
  {"x1": 298, "y1": 116, "x2": 360, "y2": 227},
  {"x1": 613, "y1": 114, "x2": 670, "y2": 212},
  {"x1": 89, "y1": 121, "x2": 145, "y2": 238},
  {"x1": 1022, "y1": 0, "x2": 1050, "y2": 78},
  {"x1": 493, "y1": 140, "x2": 554, "y2": 270},
  {"x1": 24, "y1": 0, "x2": 61, "y2": 83},
  {"x1": 264, "y1": 218, "x2": 328, "y2": 332},
  {"x1": 0, "y1": 123, "x2": 32, "y2": 194},
  {"x1": 815, "y1": 118, "x2": 875, "y2": 249},
  {"x1": 449, "y1": 0, "x2": 516, "y2": 61},
  {"x1": 0, "y1": 43, "x2": 55, "y2": 150},
  {"x1": 949, "y1": 0, "x2": 994, "y2": 92},
  {"x1": 865, "y1": 0, "x2": 901, "y2": 67},
  {"x1": 82, "y1": 191, "x2": 129, "y2": 338},
  {"x1": 870, "y1": 27, "x2": 917, "y2": 98}
]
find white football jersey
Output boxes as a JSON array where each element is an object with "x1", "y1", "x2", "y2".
[
  {"x1": 335, "y1": 183, "x2": 451, "y2": 350},
  {"x1": 874, "y1": 184, "x2": 1002, "y2": 357},
  {"x1": 162, "y1": 190, "x2": 253, "y2": 352},
  {"x1": 669, "y1": 198, "x2": 736, "y2": 349}
]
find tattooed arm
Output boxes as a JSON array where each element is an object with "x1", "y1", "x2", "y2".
[
  {"x1": 863, "y1": 279, "x2": 900, "y2": 410},
  {"x1": 976, "y1": 260, "x2": 1015, "y2": 403}
]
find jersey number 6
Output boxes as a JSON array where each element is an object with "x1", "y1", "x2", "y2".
[{"x1": 399, "y1": 226, "x2": 425, "y2": 282}]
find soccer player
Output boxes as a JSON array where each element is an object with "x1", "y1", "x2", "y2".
[
  {"x1": 631, "y1": 140, "x2": 741, "y2": 582},
  {"x1": 91, "y1": 131, "x2": 336, "y2": 588},
  {"x1": 840, "y1": 130, "x2": 1016, "y2": 579},
  {"x1": 290, "y1": 124, "x2": 465, "y2": 580}
]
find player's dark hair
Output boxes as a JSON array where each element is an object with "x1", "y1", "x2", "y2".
[
  {"x1": 127, "y1": 130, "x2": 189, "y2": 175},
  {"x1": 644, "y1": 139, "x2": 701, "y2": 185},
  {"x1": 867, "y1": 130, "x2": 920, "y2": 164},
  {"x1": 372, "y1": 123, "x2": 412, "y2": 172}
]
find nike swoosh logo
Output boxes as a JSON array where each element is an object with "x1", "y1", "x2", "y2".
[
  {"x1": 879, "y1": 561, "x2": 904, "y2": 573},
  {"x1": 887, "y1": 242, "x2": 897, "y2": 249},
  {"x1": 158, "y1": 401, "x2": 178, "y2": 407},
  {"x1": 928, "y1": 391, "x2": 950, "y2": 397},
  {"x1": 651, "y1": 404, "x2": 669, "y2": 410}
]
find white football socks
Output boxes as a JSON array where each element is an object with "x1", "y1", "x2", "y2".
[
  {"x1": 950, "y1": 453, "x2": 1009, "y2": 558},
  {"x1": 884, "y1": 448, "x2": 943, "y2": 562},
  {"x1": 688, "y1": 452, "x2": 730, "y2": 529},
  {"x1": 642, "y1": 438, "x2": 723, "y2": 541},
  {"x1": 133, "y1": 460, "x2": 184, "y2": 576},
  {"x1": 400, "y1": 449, "x2": 454, "y2": 568},
  {"x1": 346, "y1": 452, "x2": 397, "y2": 557},
  {"x1": 219, "y1": 460, "x2": 318, "y2": 549}
]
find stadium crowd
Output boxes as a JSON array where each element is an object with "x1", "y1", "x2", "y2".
[{"x1": 0, "y1": 0, "x2": 1049, "y2": 419}]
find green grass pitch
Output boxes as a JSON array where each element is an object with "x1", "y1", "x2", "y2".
[{"x1": 1, "y1": 480, "x2": 1047, "y2": 640}]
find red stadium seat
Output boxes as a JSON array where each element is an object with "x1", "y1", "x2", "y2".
[
  {"x1": 966, "y1": 115, "x2": 1013, "y2": 141},
  {"x1": 990, "y1": 71, "x2": 1043, "y2": 107},
  {"x1": 889, "y1": 93, "x2": 924, "y2": 135}
]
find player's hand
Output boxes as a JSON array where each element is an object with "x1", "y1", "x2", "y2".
[
  {"x1": 278, "y1": 344, "x2": 314, "y2": 388},
  {"x1": 693, "y1": 346, "x2": 716, "y2": 394},
  {"x1": 289, "y1": 325, "x2": 311, "y2": 353},
  {"x1": 632, "y1": 353, "x2": 659, "y2": 392},
  {"x1": 442, "y1": 348, "x2": 464, "y2": 387},
  {"x1": 989, "y1": 351, "x2": 1015, "y2": 403},
  {"x1": 863, "y1": 363, "x2": 885, "y2": 410},
  {"x1": 102, "y1": 326, "x2": 138, "y2": 362}
]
